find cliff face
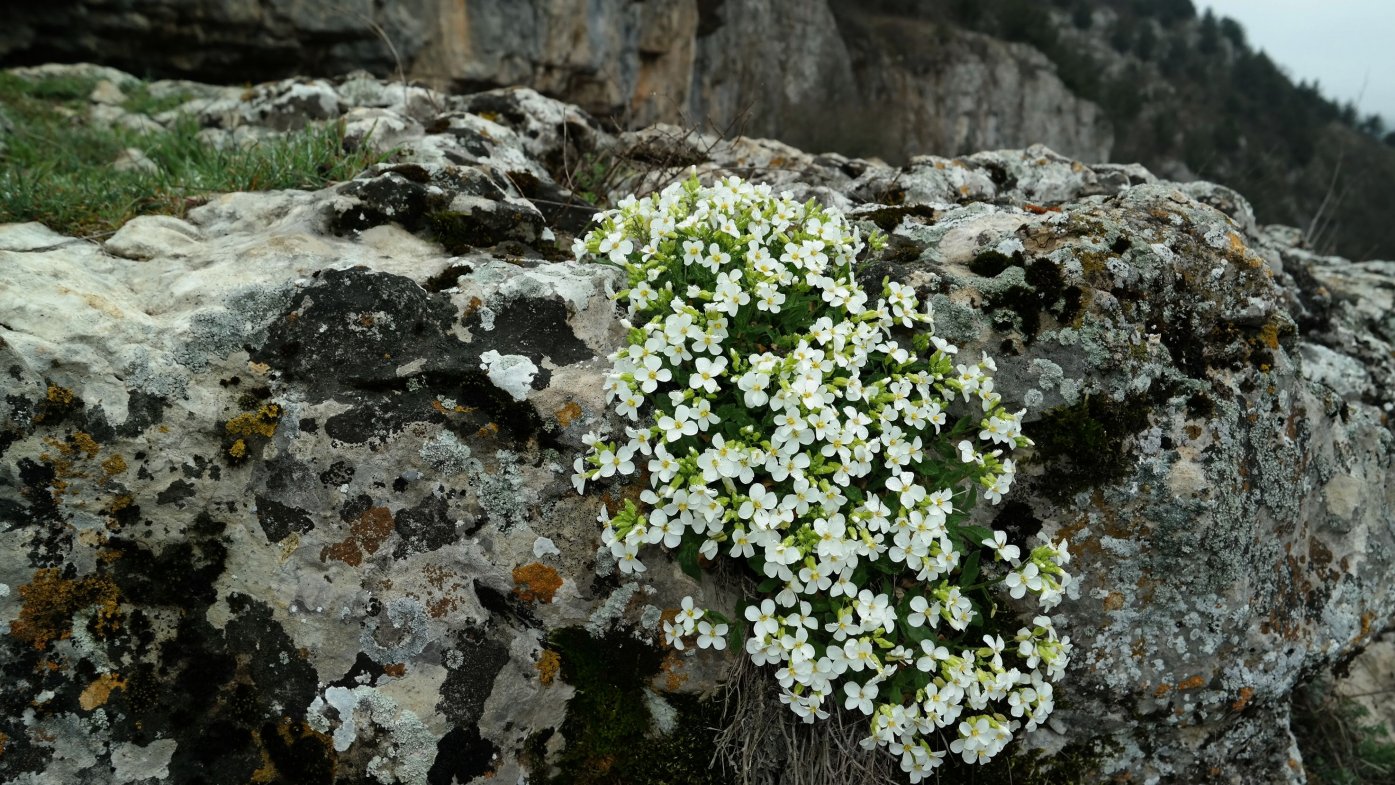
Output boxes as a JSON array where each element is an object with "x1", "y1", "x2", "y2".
[
  {"x1": 0, "y1": 0, "x2": 1114, "y2": 162},
  {"x1": 2, "y1": 64, "x2": 1394, "y2": 785}
]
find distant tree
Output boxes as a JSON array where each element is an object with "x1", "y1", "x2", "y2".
[
  {"x1": 1213, "y1": 118, "x2": 1242, "y2": 153},
  {"x1": 1384, "y1": 131, "x2": 1395, "y2": 148},
  {"x1": 1148, "y1": 0, "x2": 1196, "y2": 25},
  {"x1": 1198, "y1": 10, "x2": 1220, "y2": 55},
  {"x1": 1151, "y1": 111, "x2": 1179, "y2": 153},
  {"x1": 1071, "y1": 3, "x2": 1093, "y2": 29},
  {"x1": 1103, "y1": 67, "x2": 1145, "y2": 121},
  {"x1": 1134, "y1": 22, "x2": 1157, "y2": 60},
  {"x1": 1359, "y1": 114, "x2": 1386, "y2": 137},
  {"x1": 1219, "y1": 16, "x2": 1246, "y2": 48},
  {"x1": 948, "y1": 0, "x2": 982, "y2": 27},
  {"x1": 997, "y1": 0, "x2": 1058, "y2": 50}
]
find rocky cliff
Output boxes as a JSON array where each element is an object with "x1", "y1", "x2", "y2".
[
  {"x1": 1, "y1": 66, "x2": 1393, "y2": 785},
  {"x1": 0, "y1": 0, "x2": 1114, "y2": 163}
]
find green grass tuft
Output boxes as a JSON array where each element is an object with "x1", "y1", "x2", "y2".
[
  {"x1": 1293, "y1": 680, "x2": 1395, "y2": 785},
  {"x1": 0, "y1": 71, "x2": 386, "y2": 237}
]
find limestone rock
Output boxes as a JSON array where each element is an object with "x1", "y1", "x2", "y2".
[
  {"x1": 112, "y1": 147, "x2": 159, "y2": 174},
  {"x1": 104, "y1": 215, "x2": 203, "y2": 261},
  {"x1": 89, "y1": 79, "x2": 126, "y2": 105}
]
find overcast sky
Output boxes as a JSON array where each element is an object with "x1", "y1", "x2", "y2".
[{"x1": 1203, "y1": 1, "x2": 1395, "y2": 125}]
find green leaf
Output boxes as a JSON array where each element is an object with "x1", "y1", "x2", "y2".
[
  {"x1": 676, "y1": 537, "x2": 703, "y2": 580},
  {"x1": 956, "y1": 524, "x2": 993, "y2": 548},
  {"x1": 960, "y1": 550, "x2": 982, "y2": 589}
]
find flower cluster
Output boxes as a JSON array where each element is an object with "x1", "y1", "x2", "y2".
[{"x1": 572, "y1": 175, "x2": 1072, "y2": 779}]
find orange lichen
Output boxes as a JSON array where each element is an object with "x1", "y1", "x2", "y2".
[
  {"x1": 79, "y1": 673, "x2": 126, "y2": 711},
  {"x1": 430, "y1": 399, "x2": 473, "y2": 415},
  {"x1": 555, "y1": 402, "x2": 583, "y2": 428},
  {"x1": 321, "y1": 506, "x2": 395, "y2": 567},
  {"x1": 536, "y1": 649, "x2": 561, "y2": 685},
  {"x1": 383, "y1": 663, "x2": 406, "y2": 678},
  {"x1": 10, "y1": 568, "x2": 121, "y2": 651},
  {"x1": 658, "y1": 651, "x2": 688, "y2": 692},
  {"x1": 1232, "y1": 686, "x2": 1254, "y2": 712},
  {"x1": 1178, "y1": 675, "x2": 1206, "y2": 691},
  {"x1": 1154, "y1": 684, "x2": 1171, "y2": 698},
  {"x1": 46, "y1": 385, "x2": 74, "y2": 405},
  {"x1": 414, "y1": 565, "x2": 472, "y2": 619},
  {"x1": 512, "y1": 563, "x2": 563, "y2": 603},
  {"x1": 1103, "y1": 591, "x2": 1125, "y2": 611}
]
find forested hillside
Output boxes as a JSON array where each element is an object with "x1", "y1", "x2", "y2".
[{"x1": 864, "y1": 0, "x2": 1395, "y2": 259}]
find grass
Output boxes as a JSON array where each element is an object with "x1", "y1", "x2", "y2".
[
  {"x1": 1293, "y1": 678, "x2": 1395, "y2": 785},
  {"x1": 0, "y1": 71, "x2": 387, "y2": 237}
]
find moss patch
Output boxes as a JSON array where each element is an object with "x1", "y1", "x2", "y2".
[
  {"x1": 969, "y1": 248, "x2": 1022, "y2": 277},
  {"x1": 544, "y1": 627, "x2": 728, "y2": 785},
  {"x1": 1027, "y1": 392, "x2": 1154, "y2": 501},
  {"x1": 934, "y1": 739, "x2": 1116, "y2": 785}
]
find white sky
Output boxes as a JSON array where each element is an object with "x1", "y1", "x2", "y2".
[{"x1": 1203, "y1": 1, "x2": 1395, "y2": 126}]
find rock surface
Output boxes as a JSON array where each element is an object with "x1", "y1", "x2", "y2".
[
  {"x1": 2, "y1": 67, "x2": 1394, "y2": 785},
  {"x1": 0, "y1": 0, "x2": 1113, "y2": 163}
]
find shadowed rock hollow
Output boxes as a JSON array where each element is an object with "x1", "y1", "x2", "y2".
[{"x1": 0, "y1": 66, "x2": 1392, "y2": 785}]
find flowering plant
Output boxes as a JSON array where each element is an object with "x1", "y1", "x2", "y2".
[{"x1": 572, "y1": 174, "x2": 1072, "y2": 780}]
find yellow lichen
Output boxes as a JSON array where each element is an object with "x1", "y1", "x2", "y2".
[
  {"x1": 226, "y1": 403, "x2": 283, "y2": 439},
  {"x1": 79, "y1": 673, "x2": 125, "y2": 711},
  {"x1": 537, "y1": 649, "x2": 561, "y2": 685},
  {"x1": 46, "y1": 385, "x2": 74, "y2": 404},
  {"x1": 100, "y1": 454, "x2": 127, "y2": 477},
  {"x1": 228, "y1": 439, "x2": 247, "y2": 459}
]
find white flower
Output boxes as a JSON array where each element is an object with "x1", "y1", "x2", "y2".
[
  {"x1": 1004, "y1": 562, "x2": 1042, "y2": 599},
  {"x1": 638, "y1": 355, "x2": 672, "y2": 393},
  {"x1": 843, "y1": 680, "x2": 879, "y2": 715},
  {"x1": 690, "y1": 356, "x2": 728, "y2": 394},
  {"x1": 697, "y1": 620, "x2": 728, "y2": 650},
  {"x1": 982, "y1": 530, "x2": 1020, "y2": 563},
  {"x1": 657, "y1": 408, "x2": 698, "y2": 443},
  {"x1": 745, "y1": 599, "x2": 780, "y2": 638}
]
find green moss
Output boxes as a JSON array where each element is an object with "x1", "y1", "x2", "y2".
[
  {"x1": 969, "y1": 248, "x2": 1022, "y2": 277},
  {"x1": 544, "y1": 627, "x2": 729, "y2": 785},
  {"x1": 1027, "y1": 392, "x2": 1153, "y2": 500},
  {"x1": 934, "y1": 739, "x2": 1116, "y2": 785},
  {"x1": 426, "y1": 207, "x2": 534, "y2": 253}
]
